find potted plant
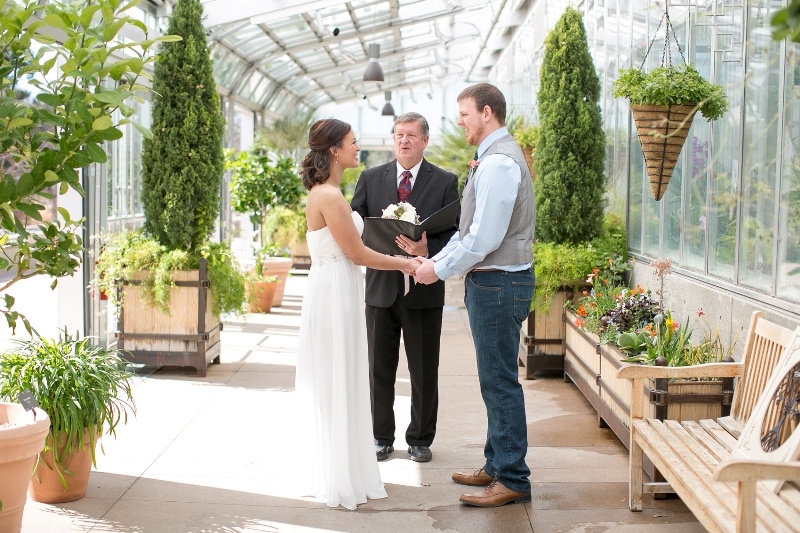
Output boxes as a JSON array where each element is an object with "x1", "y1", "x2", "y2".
[
  {"x1": 247, "y1": 264, "x2": 280, "y2": 314},
  {"x1": 227, "y1": 150, "x2": 304, "y2": 306},
  {"x1": 0, "y1": 331, "x2": 135, "y2": 504},
  {"x1": 95, "y1": 0, "x2": 246, "y2": 376},
  {"x1": 522, "y1": 8, "x2": 609, "y2": 378},
  {"x1": 612, "y1": 52, "x2": 728, "y2": 200},
  {"x1": 0, "y1": 0, "x2": 178, "y2": 335},
  {"x1": 0, "y1": 402, "x2": 50, "y2": 533}
]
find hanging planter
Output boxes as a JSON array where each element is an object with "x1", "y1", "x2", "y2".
[{"x1": 612, "y1": 9, "x2": 728, "y2": 201}]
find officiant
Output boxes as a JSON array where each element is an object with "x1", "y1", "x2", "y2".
[{"x1": 351, "y1": 112, "x2": 459, "y2": 463}]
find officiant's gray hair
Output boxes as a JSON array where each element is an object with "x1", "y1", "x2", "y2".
[{"x1": 394, "y1": 112, "x2": 429, "y2": 138}]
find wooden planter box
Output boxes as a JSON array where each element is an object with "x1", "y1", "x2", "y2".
[
  {"x1": 115, "y1": 260, "x2": 221, "y2": 377},
  {"x1": 565, "y1": 309, "x2": 733, "y2": 433},
  {"x1": 519, "y1": 290, "x2": 576, "y2": 379},
  {"x1": 564, "y1": 309, "x2": 734, "y2": 482}
]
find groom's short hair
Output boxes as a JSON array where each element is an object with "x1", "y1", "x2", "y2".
[{"x1": 458, "y1": 83, "x2": 506, "y2": 125}]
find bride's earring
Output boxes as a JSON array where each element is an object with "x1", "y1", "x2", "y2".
[{"x1": 335, "y1": 155, "x2": 339, "y2": 164}]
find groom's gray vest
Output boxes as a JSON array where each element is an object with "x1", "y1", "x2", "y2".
[{"x1": 459, "y1": 133, "x2": 535, "y2": 269}]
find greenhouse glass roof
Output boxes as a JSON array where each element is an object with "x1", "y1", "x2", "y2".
[{"x1": 198, "y1": 0, "x2": 522, "y2": 115}]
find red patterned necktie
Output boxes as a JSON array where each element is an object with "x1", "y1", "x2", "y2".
[{"x1": 398, "y1": 171, "x2": 412, "y2": 202}]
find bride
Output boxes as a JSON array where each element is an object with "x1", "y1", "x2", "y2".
[{"x1": 295, "y1": 118, "x2": 418, "y2": 509}]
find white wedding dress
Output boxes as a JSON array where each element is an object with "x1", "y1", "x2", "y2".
[{"x1": 295, "y1": 211, "x2": 387, "y2": 509}]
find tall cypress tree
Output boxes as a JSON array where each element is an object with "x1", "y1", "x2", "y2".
[
  {"x1": 535, "y1": 7, "x2": 606, "y2": 244},
  {"x1": 142, "y1": 0, "x2": 225, "y2": 252}
]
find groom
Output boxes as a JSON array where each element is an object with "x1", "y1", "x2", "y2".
[
  {"x1": 351, "y1": 112, "x2": 459, "y2": 463},
  {"x1": 415, "y1": 83, "x2": 535, "y2": 507}
]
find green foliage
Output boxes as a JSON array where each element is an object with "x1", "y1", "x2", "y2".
[
  {"x1": 612, "y1": 64, "x2": 729, "y2": 121},
  {"x1": 341, "y1": 163, "x2": 365, "y2": 202},
  {"x1": 264, "y1": 206, "x2": 307, "y2": 249},
  {"x1": 227, "y1": 151, "x2": 304, "y2": 248},
  {"x1": 513, "y1": 124, "x2": 540, "y2": 150},
  {"x1": 141, "y1": 0, "x2": 225, "y2": 252},
  {"x1": 253, "y1": 110, "x2": 314, "y2": 162},
  {"x1": 533, "y1": 214, "x2": 626, "y2": 310},
  {"x1": 0, "y1": 0, "x2": 179, "y2": 333},
  {"x1": 535, "y1": 7, "x2": 607, "y2": 244},
  {"x1": 0, "y1": 330, "x2": 135, "y2": 488},
  {"x1": 425, "y1": 119, "x2": 475, "y2": 192},
  {"x1": 94, "y1": 231, "x2": 246, "y2": 315},
  {"x1": 771, "y1": 0, "x2": 800, "y2": 43}
]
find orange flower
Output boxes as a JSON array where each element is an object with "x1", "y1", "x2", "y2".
[
  {"x1": 589, "y1": 302, "x2": 596, "y2": 308},
  {"x1": 575, "y1": 318, "x2": 586, "y2": 328},
  {"x1": 577, "y1": 304, "x2": 587, "y2": 317},
  {"x1": 582, "y1": 290, "x2": 588, "y2": 296}
]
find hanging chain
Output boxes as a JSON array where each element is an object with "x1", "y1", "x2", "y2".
[{"x1": 639, "y1": 6, "x2": 688, "y2": 72}]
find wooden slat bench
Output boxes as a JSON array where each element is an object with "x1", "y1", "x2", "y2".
[{"x1": 618, "y1": 311, "x2": 800, "y2": 533}]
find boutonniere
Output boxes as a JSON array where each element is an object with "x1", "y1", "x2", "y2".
[{"x1": 468, "y1": 159, "x2": 481, "y2": 169}]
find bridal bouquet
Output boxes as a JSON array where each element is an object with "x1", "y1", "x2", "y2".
[{"x1": 381, "y1": 202, "x2": 419, "y2": 223}]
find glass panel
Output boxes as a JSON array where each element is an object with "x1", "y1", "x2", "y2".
[
  {"x1": 708, "y1": 6, "x2": 743, "y2": 280},
  {"x1": 683, "y1": 14, "x2": 713, "y2": 271},
  {"x1": 778, "y1": 39, "x2": 800, "y2": 302},
  {"x1": 739, "y1": 1, "x2": 781, "y2": 293}
]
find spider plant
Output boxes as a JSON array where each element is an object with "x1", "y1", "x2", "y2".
[{"x1": 0, "y1": 330, "x2": 136, "y2": 488}]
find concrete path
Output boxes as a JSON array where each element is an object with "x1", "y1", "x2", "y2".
[{"x1": 21, "y1": 273, "x2": 703, "y2": 532}]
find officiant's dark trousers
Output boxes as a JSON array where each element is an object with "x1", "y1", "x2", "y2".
[{"x1": 367, "y1": 297, "x2": 443, "y2": 448}]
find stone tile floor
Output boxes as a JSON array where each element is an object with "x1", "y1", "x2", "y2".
[{"x1": 20, "y1": 274, "x2": 703, "y2": 532}]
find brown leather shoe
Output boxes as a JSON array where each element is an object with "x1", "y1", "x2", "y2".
[
  {"x1": 459, "y1": 480, "x2": 531, "y2": 507},
  {"x1": 451, "y1": 468, "x2": 494, "y2": 486}
]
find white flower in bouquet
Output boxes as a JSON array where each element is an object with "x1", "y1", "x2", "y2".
[{"x1": 381, "y1": 202, "x2": 419, "y2": 223}]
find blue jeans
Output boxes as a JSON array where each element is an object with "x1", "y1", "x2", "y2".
[{"x1": 464, "y1": 269, "x2": 534, "y2": 493}]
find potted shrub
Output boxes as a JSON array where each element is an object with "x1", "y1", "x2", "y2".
[
  {"x1": 227, "y1": 150, "x2": 303, "y2": 306},
  {"x1": 95, "y1": 0, "x2": 246, "y2": 376},
  {"x1": 0, "y1": 331, "x2": 135, "y2": 504},
  {"x1": 612, "y1": 62, "x2": 728, "y2": 201},
  {"x1": 522, "y1": 8, "x2": 609, "y2": 378},
  {"x1": 0, "y1": 0, "x2": 178, "y2": 334},
  {"x1": 0, "y1": 402, "x2": 50, "y2": 533},
  {"x1": 247, "y1": 264, "x2": 280, "y2": 314}
]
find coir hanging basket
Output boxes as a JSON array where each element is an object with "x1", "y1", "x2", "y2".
[{"x1": 631, "y1": 103, "x2": 697, "y2": 201}]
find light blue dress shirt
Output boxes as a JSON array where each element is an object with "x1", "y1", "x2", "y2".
[{"x1": 432, "y1": 127, "x2": 532, "y2": 280}]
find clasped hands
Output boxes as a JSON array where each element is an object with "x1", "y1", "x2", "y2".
[{"x1": 395, "y1": 232, "x2": 439, "y2": 285}]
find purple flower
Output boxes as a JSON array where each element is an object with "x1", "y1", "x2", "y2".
[{"x1": 699, "y1": 215, "x2": 707, "y2": 231}]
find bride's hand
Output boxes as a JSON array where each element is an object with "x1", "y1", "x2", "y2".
[{"x1": 401, "y1": 258, "x2": 421, "y2": 276}]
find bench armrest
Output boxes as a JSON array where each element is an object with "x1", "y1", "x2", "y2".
[
  {"x1": 617, "y1": 362, "x2": 743, "y2": 380},
  {"x1": 714, "y1": 459, "x2": 800, "y2": 482}
]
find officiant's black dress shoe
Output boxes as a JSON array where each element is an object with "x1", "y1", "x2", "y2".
[
  {"x1": 407, "y1": 445, "x2": 432, "y2": 462},
  {"x1": 376, "y1": 444, "x2": 394, "y2": 461}
]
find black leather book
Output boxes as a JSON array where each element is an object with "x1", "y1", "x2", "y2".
[{"x1": 362, "y1": 199, "x2": 460, "y2": 256}]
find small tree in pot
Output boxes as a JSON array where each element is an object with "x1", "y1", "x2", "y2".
[
  {"x1": 227, "y1": 151, "x2": 303, "y2": 307},
  {"x1": 96, "y1": 0, "x2": 246, "y2": 375}
]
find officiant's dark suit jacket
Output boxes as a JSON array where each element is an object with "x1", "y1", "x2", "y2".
[
  {"x1": 351, "y1": 157, "x2": 459, "y2": 449},
  {"x1": 351, "y1": 158, "x2": 459, "y2": 309}
]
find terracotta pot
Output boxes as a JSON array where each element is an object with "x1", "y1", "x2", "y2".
[
  {"x1": 249, "y1": 280, "x2": 278, "y2": 313},
  {"x1": 260, "y1": 257, "x2": 293, "y2": 307},
  {"x1": 0, "y1": 403, "x2": 50, "y2": 533},
  {"x1": 28, "y1": 429, "x2": 96, "y2": 504}
]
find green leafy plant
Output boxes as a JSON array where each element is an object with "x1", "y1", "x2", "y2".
[
  {"x1": 612, "y1": 63, "x2": 729, "y2": 121},
  {"x1": 94, "y1": 231, "x2": 247, "y2": 315},
  {"x1": 533, "y1": 214, "x2": 627, "y2": 310},
  {"x1": 0, "y1": 330, "x2": 136, "y2": 488},
  {"x1": 0, "y1": 0, "x2": 179, "y2": 333},
  {"x1": 227, "y1": 151, "x2": 304, "y2": 249},
  {"x1": 771, "y1": 0, "x2": 800, "y2": 43},
  {"x1": 513, "y1": 124, "x2": 540, "y2": 151},
  {"x1": 536, "y1": 7, "x2": 607, "y2": 245}
]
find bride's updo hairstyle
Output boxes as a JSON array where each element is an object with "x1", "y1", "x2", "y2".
[{"x1": 300, "y1": 118, "x2": 352, "y2": 190}]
